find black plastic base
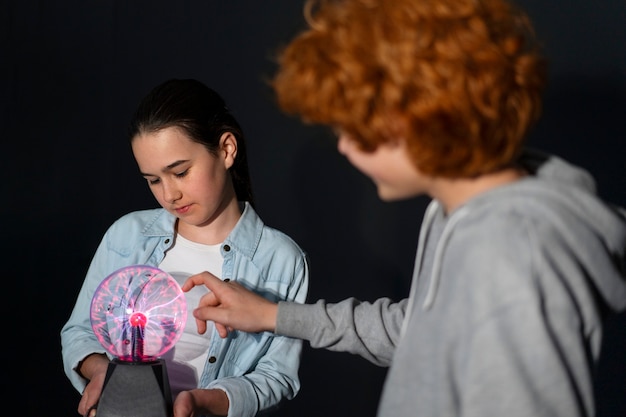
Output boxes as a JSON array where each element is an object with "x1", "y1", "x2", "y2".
[{"x1": 97, "y1": 358, "x2": 172, "y2": 417}]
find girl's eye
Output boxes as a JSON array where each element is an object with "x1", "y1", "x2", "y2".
[
  {"x1": 175, "y1": 169, "x2": 189, "y2": 178},
  {"x1": 148, "y1": 178, "x2": 160, "y2": 185}
]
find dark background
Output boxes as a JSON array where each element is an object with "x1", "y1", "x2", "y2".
[{"x1": 2, "y1": 1, "x2": 624, "y2": 416}]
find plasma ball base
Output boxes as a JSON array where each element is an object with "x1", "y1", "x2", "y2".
[{"x1": 97, "y1": 358, "x2": 172, "y2": 417}]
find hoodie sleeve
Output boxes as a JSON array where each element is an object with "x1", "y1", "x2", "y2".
[{"x1": 276, "y1": 297, "x2": 406, "y2": 367}]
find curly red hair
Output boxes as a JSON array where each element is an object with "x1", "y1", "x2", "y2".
[{"x1": 272, "y1": 0, "x2": 547, "y2": 177}]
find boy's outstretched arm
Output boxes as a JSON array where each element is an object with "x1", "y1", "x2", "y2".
[{"x1": 182, "y1": 271, "x2": 279, "y2": 337}]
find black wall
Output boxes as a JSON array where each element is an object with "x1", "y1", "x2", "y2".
[{"x1": 2, "y1": 1, "x2": 624, "y2": 416}]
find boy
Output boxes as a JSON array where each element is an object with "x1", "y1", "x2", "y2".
[{"x1": 184, "y1": 0, "x2": 626, "y2": 416}]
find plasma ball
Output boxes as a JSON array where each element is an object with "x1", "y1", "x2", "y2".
[
  {"x1": 129, "y1": 312, "x2": 148, "y2": 327},
  {"x1": 90, "y1": 265, "x2": 187, "y2": 358}
]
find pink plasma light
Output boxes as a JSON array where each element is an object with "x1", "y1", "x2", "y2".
[{"x1": 90, "y1": 265, "x2": 187, "y2": 362}]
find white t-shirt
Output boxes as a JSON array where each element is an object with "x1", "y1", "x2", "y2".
[{"x1": 158, "y1": 233, "x2": 223, "y2": 396}]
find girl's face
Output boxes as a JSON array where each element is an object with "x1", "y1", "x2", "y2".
[
  {"x1": 131, "y1": 126, "x2": 237, "y2": 231},
  {"x1": 336, "y1": 131, "x2": 427, "y2": 201}
]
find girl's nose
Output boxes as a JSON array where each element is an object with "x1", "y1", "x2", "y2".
[{"x1": 163, "y1": 182, "x2": 182, "y2": 203}]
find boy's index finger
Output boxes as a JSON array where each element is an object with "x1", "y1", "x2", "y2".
[
  {"x1": 180, "y1": 276, "x2": 196, "y2": 292},
  {"x1": 181, "y1": 271, "x2": 218, "y2": 292}
]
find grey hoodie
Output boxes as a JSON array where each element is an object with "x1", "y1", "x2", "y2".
[{"x1": 276, "y1": 149, "x2": 626, "y2": 417}]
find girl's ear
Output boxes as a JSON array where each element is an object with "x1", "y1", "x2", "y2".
[{"x1": 220, "y1": 132, "x2": 238, "y2": 169}]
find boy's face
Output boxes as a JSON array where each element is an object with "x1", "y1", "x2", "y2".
[{"x1": 336, "y1": 132, "x2": 427, "y2": 201}]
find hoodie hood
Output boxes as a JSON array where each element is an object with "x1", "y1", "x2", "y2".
[
  {"x1": 519, "y1": 149, "x2": 626, "y2": 312},
  {"x1": 416, "y1": 148, "x2": 626, "y2": 315}
]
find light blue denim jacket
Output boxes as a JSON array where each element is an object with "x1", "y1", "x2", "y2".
[{"x1": 61, "y1": 202, "x2": 309, "y2": 417}]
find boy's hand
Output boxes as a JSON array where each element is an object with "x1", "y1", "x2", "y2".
[{"x1": 182, "y1": 271, "x2": 278, "y2": 338}]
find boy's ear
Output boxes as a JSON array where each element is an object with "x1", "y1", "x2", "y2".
[{"x1": 220, "y1": 132, "x2": 238, "y2": 169}]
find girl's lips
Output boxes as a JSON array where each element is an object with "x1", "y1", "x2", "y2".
[{"x1": 175, "y1": 205, "x2": 191, "y2": 214}]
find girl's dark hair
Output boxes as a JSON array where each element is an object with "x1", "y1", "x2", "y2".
[{"x1": 129, "y1": 78, "x2": 254, "y2": 207}]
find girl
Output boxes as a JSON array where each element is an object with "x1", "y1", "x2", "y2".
[{"x1": 61, "y1": 78, "x2": 309, "y2": 417}]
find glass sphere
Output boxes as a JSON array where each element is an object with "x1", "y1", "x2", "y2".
[{"x1": 90, "y1": 265, "x2": 188, "y2": 362}]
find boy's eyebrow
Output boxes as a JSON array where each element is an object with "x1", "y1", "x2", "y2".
[{"x1": 140, "y1": 159, "x2": 189, "y2": 177}]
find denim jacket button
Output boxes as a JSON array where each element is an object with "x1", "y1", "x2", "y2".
[
  {"x1": 208, "y1": 356, "x2": 217, "y2": 363},
  {"x1": 223, "y1": 244, "x2": 231, "y2": 252}
]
